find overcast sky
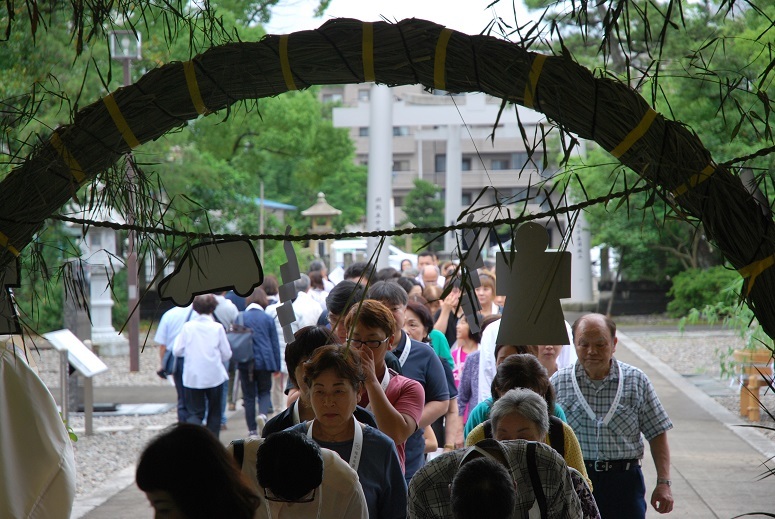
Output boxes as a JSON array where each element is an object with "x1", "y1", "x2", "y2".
[{"x1": 264, "y1": 0, "x2": 530, "y2": 36}]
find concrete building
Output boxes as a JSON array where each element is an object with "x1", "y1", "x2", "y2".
[
  {"x1": 328, "y1": 84, "x2": 560, "y2": 252},
  {"x1": 328, "y1": 83, "x2": 594, "y2": 303}
]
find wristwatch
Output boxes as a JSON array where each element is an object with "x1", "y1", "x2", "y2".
[{"x1": 656, "y1": 478, "x2": 671, "y2": 487}]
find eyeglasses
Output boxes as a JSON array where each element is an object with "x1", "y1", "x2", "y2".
[
  {"x1": 264, "y1": 486, "x2": 316, "y2": 503},
  {"x1": 346, "y1": 337, "x2": 390, "y2": 349}
]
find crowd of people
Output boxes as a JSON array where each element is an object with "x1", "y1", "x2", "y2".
[{"x1": 144, "y1": 252, "x2": 674, "y2": 518}]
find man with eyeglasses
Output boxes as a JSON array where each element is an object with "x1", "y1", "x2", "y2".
[
  {"x1": 344, "y1": 299, "x2": 425, "y2": 473},
  {"x1": 228, "y1": 430, "x2": 368, "y2": 519},
  {"x1": 325, "y1": 280, "x2": 403, "y2": 374},
  {"x1": 367, "y1": 281, "x2": 452, "y2": 482}
]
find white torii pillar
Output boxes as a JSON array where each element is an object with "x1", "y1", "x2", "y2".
[
  {"x1": 569, "y1": 211, "x2": 594, "y2": 303},
  {"x1": 444, "y1": 124, "x2": 462, "y2": 252},
  {"x1": 366, "y1": 84, "x2": 393, "y2": 269}
]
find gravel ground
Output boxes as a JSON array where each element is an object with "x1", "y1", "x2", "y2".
[
  {"x1": 21, "y1": 337, "x2": 175, "y2": 497},
  {"x1": 65, "y1": 412, "x2": 177, "y2": 496},
  {"x1": 21, "y1": 321, "x2": 775, "y2": 499},
  {"x1": 619, "y1": 324, "x2": 775, "y2": 443}
]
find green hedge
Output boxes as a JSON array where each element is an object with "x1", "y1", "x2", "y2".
[{"x1": 667, "y1": 266, "x2": 740, "y2": 317}]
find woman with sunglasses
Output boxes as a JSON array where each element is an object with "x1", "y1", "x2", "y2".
[{"x1": 290, "y1": 344, "x2": 408, "y2": 519}]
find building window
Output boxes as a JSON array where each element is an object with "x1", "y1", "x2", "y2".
[
  {"x1": 536, "y1": 153, "x2": 546, "y2": 169},
  {"x1": 462, "y1": 157, "x2": 472, "y2": 171},
  {"x1": 491, "y1": 158, "x2": 510, "y2": 170},
  {"x1": 392, "y1": 160, "x2": 410, "y2": 172},
  {"x1": 462, "y1": 193, "x2": 472, "y2": 206},
  {"x1": 359, "y1": 127, "x2": 369, "y2": 137},
  {"x1": 322, "y1": 93, "x2": 343, "y2": 103},
  {"x1": 511, "y1": 152, "x2": 530, "y2": 168},
  {"x1": 394, "y1": 196, "x2": 404, "y2": 207},
  {"x1": 393, "y1": 126, "x2": 410, "y2": 137},
  {"x1": 498, "y1": 187, "x2": 538, "y2": 205},
  {"x1": 435, "y1": 154, "x2": 446, "y2": 173},
  {"x1": 358, "y1": 89, "x2": 370, "y2": 101}
]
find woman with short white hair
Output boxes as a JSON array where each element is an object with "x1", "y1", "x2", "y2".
[
  {"x1": 490, "y1": 388, "x2": 549, "y2": 442},
  {"x1": 477, "y1": 388, "x2": 602, "y2": 519}
]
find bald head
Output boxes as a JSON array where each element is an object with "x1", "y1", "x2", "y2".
[
  {"x1": 571, "y1": 313, "x2": 616, "y2": 343},
  {"x1": 420, "y1": 265, "x2": 440, "y2": 286}
]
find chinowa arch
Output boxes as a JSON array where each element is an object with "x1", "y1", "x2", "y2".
[{"x1": 1, "y1": 17, "x2": 774, "y2": 335}]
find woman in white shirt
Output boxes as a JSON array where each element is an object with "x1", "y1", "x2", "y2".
[{"x1": 173, "y1": 294, "x2": 232, "y2": 438}]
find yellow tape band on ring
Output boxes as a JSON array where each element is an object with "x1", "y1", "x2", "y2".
[
  {"x1": 183, "y1": 60, "x2": 207, "y2": 115},
  {"x1": 103, "y1": 93, "x2": 141, "y2": 149},
  {"x1": 50, "y1": 132, "x2": 86, "y2": 184},
  {"x1": 0, "y1": 231, "x2": 20, "y2": 257},
  {"x1": 434, "y1": 28, "x2": 453, "y2": 91},
  {"x1": 524, "y1": 54, "x2": 547, "y2": 109},
  {"x1": 362, "y1": 22, "x2": 375, "y2": 82},
  {"x1": 672, "y1": 164, "x2": 716, "y2": 197},
  {"x1": 279, "y1": 35, "x2": 298, "y2": 91},
  {"x1": 610, "y1": 108, "x2": 658, "y2": 159},
  {"x1": 739, "y1": 253, "x2": 775, "y2": 297}
]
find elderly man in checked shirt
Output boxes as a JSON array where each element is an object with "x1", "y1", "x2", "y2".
[{"x1": 551, "y1": 313, "x2": 674, "y2": 518}]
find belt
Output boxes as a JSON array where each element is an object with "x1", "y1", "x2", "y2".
[{"x1": 584, "y1": 459, "x2": 641, "y2": 472}]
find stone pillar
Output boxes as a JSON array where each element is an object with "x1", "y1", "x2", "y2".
[
  {"x1": 569, "y1": 211, "x2": 594, "y2": 303},
  {"x1": 367, "y1": 84, "x2": 393, "y2": 269},
  {"x1": 444, "y1": 125, "x2": 462, "y2": 253}
]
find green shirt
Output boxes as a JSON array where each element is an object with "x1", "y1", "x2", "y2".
[{"x1": 428, "y1": 329, "x2": 454, "y2": 369}]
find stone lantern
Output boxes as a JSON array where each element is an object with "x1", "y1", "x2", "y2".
[
  {"x1": 301, "y1": 192, "x2": 341, "y2": 259},
  {"x1": 67, "y1": 192, "x2": 128, "y2": 356}
]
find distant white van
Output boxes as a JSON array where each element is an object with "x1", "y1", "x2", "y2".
[{"x1": 330, "y1": 239, "x2": 418, "y2": 271}]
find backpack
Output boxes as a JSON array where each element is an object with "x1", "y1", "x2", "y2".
[{"x1": 226, "y1": 313, "x2": 254, "y2": 364}]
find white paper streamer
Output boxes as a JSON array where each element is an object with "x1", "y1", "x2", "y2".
[{"x1": 277, "y1": 226, "x2": 301, "y2": 342}]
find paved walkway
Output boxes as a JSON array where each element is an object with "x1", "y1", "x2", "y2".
[{"x1": 72, "y1": 331, "x2": 775, "y2": 518}]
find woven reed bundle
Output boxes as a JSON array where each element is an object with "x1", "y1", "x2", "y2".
[{"x1": 1, "y1": 17, "x2": 774, "y2": 334}]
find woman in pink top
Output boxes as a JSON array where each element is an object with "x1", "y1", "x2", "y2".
[{"x1": 451, "y1": 313, "x2": 482, "y2": 389}]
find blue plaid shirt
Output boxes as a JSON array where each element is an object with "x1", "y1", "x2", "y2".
[{"x1": 551, "y1": 359, "x2": 672, "y2": 461}]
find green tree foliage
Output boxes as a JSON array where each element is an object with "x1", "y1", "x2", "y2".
[
  {"x1": 567, "y1": 146, "x2": 723, "y2": 282},
  {"x1": 2, "y1": 1, "x2": 363, "y2": 331},
  {"x1": 12, "y1": 222, "x2": 82, "y2": 333},
  {"x1": 649, "y1": 4, "x2": 775, "y2": 179},
  {"x1": 187, "y1": 90, "x2": 366, "y2": 230},
  {"x1": 539, "y1": 1, "x2": 773, "y2": 285},
  {"x1": 667, "y1": 265, "x2": 740, "y2": 317},
  {"x1": 401, "y1": 179, "x2": 445, "y2": 248}
]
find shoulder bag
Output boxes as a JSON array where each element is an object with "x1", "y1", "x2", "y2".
[{"x1": 227, "y1": 312, "x2": 254, "y2": 364}]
